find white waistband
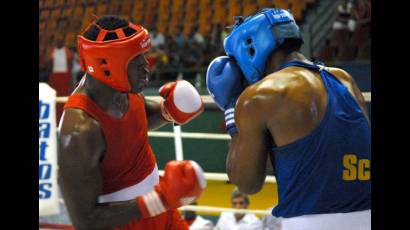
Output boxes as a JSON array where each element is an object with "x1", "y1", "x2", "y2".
[
  {"x1": 270, "y1": 210, "x2": 371, "y2": 230},
  {"x1": 98, "y1": 165, "x2": 159, "y2": 203}
]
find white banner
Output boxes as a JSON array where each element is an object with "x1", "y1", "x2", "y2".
[{"x1": 39, "y1": 83, "x2": 60, "y2": 216}]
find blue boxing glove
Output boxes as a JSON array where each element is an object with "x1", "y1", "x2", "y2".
[{"x1": 206, "y1": 56, "x2": 245, "y2": 136}]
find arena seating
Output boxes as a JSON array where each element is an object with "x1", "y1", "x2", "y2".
[
  {"x1": 39, "y1": 0, "x2": 318, "y2": 59},
  {"x1": 316, "y1": 25, "x2": 371, "y2": 62}
]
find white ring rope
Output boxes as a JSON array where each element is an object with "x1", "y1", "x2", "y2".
[
  {"x1": 158, "y1": 170, "x2": 276, "y2": 183},
  {"x1": 57, "y1": 198, "x2": 273, "y2": 216},
  {"x1": 178, "y1": 205, "x2": 272, "y2": 215},
  {"x1": 149, "y1": 131, "x2": 231, "y2": 140},
  {"x1": 55, "y1": 93, "x2": 371, "y2": 104}
]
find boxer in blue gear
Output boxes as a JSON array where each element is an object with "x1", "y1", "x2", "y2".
[{"x1": 206, "y1": 8, "x2": 370, "y2": 230}]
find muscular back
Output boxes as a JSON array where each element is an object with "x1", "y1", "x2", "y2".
[
  {"x1": 236, "y1": 66, "x2": 369, "y2": 147},
  {"x1": 227, "y1": 64, "x2": 370, "y2": 194}
]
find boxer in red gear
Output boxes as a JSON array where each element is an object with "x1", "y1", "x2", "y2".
[{"x1": 58, "y1": 15, "x2": 205, "y2": 230}]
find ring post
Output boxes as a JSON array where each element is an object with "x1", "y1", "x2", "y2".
[{"x1": 173, "y1": 124, "x2": 184, "y2": 160}]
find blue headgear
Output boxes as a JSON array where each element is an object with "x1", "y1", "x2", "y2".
[{"x1": 224, "y1": 8, "x2": 303, "y2": 84}]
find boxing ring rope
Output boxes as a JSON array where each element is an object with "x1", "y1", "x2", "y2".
[
  {"x1": 148, "y1": 131, "x2": 230, "y2": 140},
  {"x1": 55, "y1": 93, "x2": 371, "y2": 104},
  {"x1": 59, "y1": 198, "x2": 273, "y2": 216},
  {"x1": 178, "y1": 205, "x2": 272, "y2": 215},
  {"x1": 158, "y1": 170, "x2": 277, "y2": 183}
]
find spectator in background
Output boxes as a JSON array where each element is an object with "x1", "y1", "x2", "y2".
[
  {"x1": 192, "y1": 25, "x2": 205, "y2": 48},
  {"x1": 188, "y1": 26, "x2": 207, "y2": 66},
  {"x1": 167, "y1": 39, "x2": 181, "y2": 67},
  {"x1": 150, "y1": 27, "x2": 165, "y2": 48},
  {"x1": 351, "y1": 0, "x2": 371, "y2": 31},
  {"x1": 146, "y1": 46, "x2": 168, "y2": 70},
  {"x1": 332, "y1": 0, "x2": 355, "y2": 32},
  {"x1": 206, "y1": 24, "x2": 226, "y2": 65},
  {"x1": 182, "y1": 37, "x2": 203, "y2": 68},
  {"x1": 350, "y1": 0, "x2": 371, "y2": 60},
  {"x1": 210, "y1": 24, "x2": 223, "y2": 49},
  {"x1": 174, "y1": 27, "x2": 186, "y2": 48},
  {"x1": 202, "y1": 36, "x2": 219, "y2": 69},
  {"x1": 215, "y1": 188, "x2": 263, "y2": 230},
  {"x1": 146, "y1": 47, "x2": 158, "y2": 71},
  {"x1": 51, "y1": 39, "x2": 73, "y2": 75},
  {"x1": 182, "y1": 202, "x2": 214, "y2": 230},
  {"x1": 48, "y1": 38, "x2": 73, "y2": 121},
  {"x1": 181, "y1": 41, "x2": 203, "y2": 80},
  {"x1": 145, "y1": 44, "x2": 169, "y2": 81},
  {"x1": 164, "y1": 39, "x2": 181, "y2": 80},
  {"x1": 261, "y1": 206, "x2": 281, "y2": 230},
  {"x1": 181, "y1": 43, "x2": 193, "y2": 69}
]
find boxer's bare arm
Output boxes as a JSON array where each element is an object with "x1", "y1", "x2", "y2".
[
  {"x1": 226, "y1": 88, "x2": 278, "y2": 194},
  {"x1": 144, "y1": 96, "x2": 170, "y2": 130},
  {"x1": 58, "y1": 109, "x2": 142, "y2": 229}
]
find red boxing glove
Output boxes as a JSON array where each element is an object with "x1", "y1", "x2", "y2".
[
  {"x1": 136, "y1": 160, "x2": 206, "y2": 218},
  {"x1": 159, "y1": 80, "x2": 204, "y2": 125}
]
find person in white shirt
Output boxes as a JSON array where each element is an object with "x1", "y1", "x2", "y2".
[
  {"x1": 261, "y1": 206, "x2": 281, "y2": 230},
  {"x1": 49, "y1": 39, "x2": 74, "y2": 121},
  {"x1": 192, "y1": 26, "x2": 205, "y2": 46},
  {"x1": 216, "y1": 188, "x2": 262, "y2": 230},
  {"x1": 190, "y1": 215, "x2": 213, "y2": 230},
  {"x1": 182, "y1": 202, "x2": 214, "y2": 230},
  {"x1": 51, "y1": 40, "x2": 72, "y2": 74},
  {"x1": 332, "y1": 0, "x2": 355, "y2": 32},
  {"x1": 150, "y1": 27, "x2": 165, "y2": 48}
]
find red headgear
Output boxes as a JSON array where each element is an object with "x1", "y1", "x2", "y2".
[{"x1": 77, "y1": 19, "x2": 151, "y2": 92}]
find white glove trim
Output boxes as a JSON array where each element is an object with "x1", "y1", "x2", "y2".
[
  {"x1": 173, "y1": 80, "x2": 202, "y2": 113},
  {"x1": 143, "y1": 191, "x2": 166, "y2": 216}
]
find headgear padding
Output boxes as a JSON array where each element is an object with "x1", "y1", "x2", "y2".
[
  {"x1": 224, "y1": 8, "x2": 303, "y2": 84},
  {"x1": 77, "y1": 20, "x2": 151, "y2": 92}
]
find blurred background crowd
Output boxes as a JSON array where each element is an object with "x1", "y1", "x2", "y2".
[{"x1": 39, "y1": 0, "x2": 371, "y2": 90}]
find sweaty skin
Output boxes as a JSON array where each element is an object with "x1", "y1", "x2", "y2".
[
  {"x1": 226, "y1": 60, "x2": 369, "y2": 194},
  {"x1": 58, "y1": 55, "x2": 170, "y2": 229}
]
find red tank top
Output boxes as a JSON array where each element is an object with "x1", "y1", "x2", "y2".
[{"x1": 64, "y1": 93, "x2": 156, "y2": 194}]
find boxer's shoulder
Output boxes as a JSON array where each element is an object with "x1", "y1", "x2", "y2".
[
  {"x1": 236, "y1": 69, "x2": 324, "y2": 119},
  {"x1": 239, "y1": 70, "x2": 307, "y2": 104},
  {"x1": 60, "y1": 108, "x2": 102, "y2": 137},
  {"x1": 326, "y1": 66, "x2": 354, "y2": 85},
  {"x1": 235, "y1": 78, "x2": 287, "y2": 121},
  {"x1": 59, "y1": 108, "x2": 106, "y2": 156}
]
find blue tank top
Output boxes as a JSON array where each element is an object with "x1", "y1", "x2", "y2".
[{"x1": 270, "y1": 61, "x2": 371, "y2": 218}]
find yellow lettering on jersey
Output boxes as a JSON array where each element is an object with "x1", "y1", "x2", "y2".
[
  {"x1": 343, "y1": 154, "x2": 370, "y2": 181},
  {"x1": 358, "y1": 159, "x2": 371, "y2": 180},
  {"x1": 343, "y1": 154, "x2": 357, "y2": 181}
]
